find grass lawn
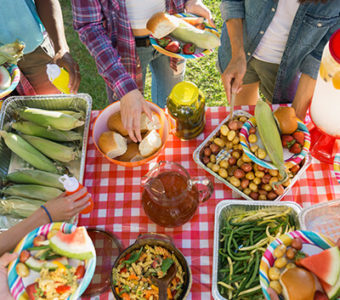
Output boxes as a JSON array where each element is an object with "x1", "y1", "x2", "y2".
[{"x1": 60, "y1": 0, "x2": 227, "y2": 110}]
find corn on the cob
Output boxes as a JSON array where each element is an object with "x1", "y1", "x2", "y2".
[
  {"x1": 254, "y1": 101, "x2": 288, "y2": 187},
  {"x1": 18, "y1": 107, "x2": 84, "y2": 131},
  {"x1": 0, "y1": 131, "x2": 58, "y2": 173},
  {"x1": 12, "y1": 121, "x2": 82, "y2": 142},
  {"x1": 7, "y1": 169, "x2": 64, "y2": 190},
  {"x1": 0, "y1": 41, "x2": 25, "y2": 64},
  {"x1": 2, "y1": 184, "x2": 63, "y2": 201},
  {"x1": 0, "y1": 197, "x2": 45, "y2": 218},
  {"x1": 21, "y1": 134, "x2": 79, "y2": 163},
  {"x1": 55, "y1": 110, "x2": 85, "y2": 120}
]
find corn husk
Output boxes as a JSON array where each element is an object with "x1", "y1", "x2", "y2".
[
  {"x1": 0, "y1": 197, "x2": 44, "y2": 218},
  {"x1": 0, "y1": 41, "x2": 25, "y2": 65},
  {"x1": 2, "y1": 184, "x2": 63, "y2": 201}
]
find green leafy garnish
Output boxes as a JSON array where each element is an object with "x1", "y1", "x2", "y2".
[
  {"x1": 161, "y1": 258, "x2": 174, "y2": 273},
  {"x1": 123, "y1": 247, "x2": 143, "y2": 265}
]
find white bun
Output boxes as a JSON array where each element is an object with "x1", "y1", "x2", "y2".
[
  {"x1": 146, "y1": 12, "x2": 179, "y2": 39},
  {"x1": 98, "y1": 131, "x2": 127, "y2": 159},
  {"x1": 116, "y1": 142, "x2": 142, "y2": 162},
  {"x1": 139, "y1": 129, "x2": 162, "y2": 157}
]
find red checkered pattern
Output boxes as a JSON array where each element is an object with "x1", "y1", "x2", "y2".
[{"x1": 79, "y1": 106, "x2": 340, "y2": 300}]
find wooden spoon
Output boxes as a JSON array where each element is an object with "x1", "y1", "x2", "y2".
[{"x1": 152, "y1": 263, "x2": 177, "y2": 300}]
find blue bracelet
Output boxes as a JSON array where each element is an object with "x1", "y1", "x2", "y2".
[{"x1": 41, "y1": 205, "x2": 53, "y2": 223}]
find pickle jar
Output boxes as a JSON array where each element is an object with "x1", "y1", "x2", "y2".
[{"x1": 166, "y1": 81, "x2": 206, "y2": 140}]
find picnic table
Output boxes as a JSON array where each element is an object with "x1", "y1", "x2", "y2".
[{"x1": 79, "y1": 105, "x2": 340, "y2": 300}]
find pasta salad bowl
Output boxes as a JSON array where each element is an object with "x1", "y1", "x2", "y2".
[{"x1": 111, "y1": 233, "x2": 192, "y2": 299}]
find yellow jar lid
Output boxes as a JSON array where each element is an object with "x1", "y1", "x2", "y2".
[{"x1": 169, "y1": 81, "x2": 199, "y2": 106}]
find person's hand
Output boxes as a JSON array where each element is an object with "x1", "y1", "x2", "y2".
[
  {"x1": 0, "y1": 253, "x2": 17, "y2": 300},
  {"x1": 185, "y1": 0, "x2": 215, "y2": 27},
  {"x1": 120, "y1": 89, "x2": 153, "y2": 143},
  {"x1": 53, "y1": 50, "x2": 81, "y2": 94},
  {"x1": 221, "y1": 53, "x2": 247, "y2": 104},
  {"x1": 267, "y1": 287, "x2": 279, "y2": 300},
  {"x1": 44, "y1": 187, "x2": 91, "y2": 221}
]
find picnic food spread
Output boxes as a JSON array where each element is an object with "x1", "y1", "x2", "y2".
[{"x1": 0, "y1": 18, "x2": 340, "y2": 300}]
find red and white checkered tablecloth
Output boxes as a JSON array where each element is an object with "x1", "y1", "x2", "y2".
[{"x1": 79, "y1": 106, "x2": 340, "y2": 300}]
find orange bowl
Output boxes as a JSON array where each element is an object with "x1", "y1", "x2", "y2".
[{"x1": 92, "y1": 101, "x2": 169, "y2": 167}]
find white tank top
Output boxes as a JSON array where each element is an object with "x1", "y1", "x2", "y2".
[
  {"x1": 253, "y1": 0, "x2": 300, "y2": 64},
  {"x1": 126, "y1": 0, "x2": 166, "y2": 29}
]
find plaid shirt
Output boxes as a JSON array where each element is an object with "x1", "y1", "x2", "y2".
[{"x1": 71, "y1": 0, "x2": 186, "y2": 100}]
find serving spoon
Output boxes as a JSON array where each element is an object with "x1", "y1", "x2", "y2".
[{"x1": 152, "y1": 263, "x2": 177, "y2": 300}]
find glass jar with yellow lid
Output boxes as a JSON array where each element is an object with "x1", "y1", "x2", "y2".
[{"x1": 167, "y1": 81, "x2": 206, "y2": 140}]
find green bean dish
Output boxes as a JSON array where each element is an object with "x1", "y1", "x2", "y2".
[{"x1": 217, "y1": 207, "x2": 297, "y2": 299}]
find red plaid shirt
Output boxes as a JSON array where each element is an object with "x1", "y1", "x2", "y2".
[{"x1": 71, "y1": 0, "x2": 186, "y2": 100}]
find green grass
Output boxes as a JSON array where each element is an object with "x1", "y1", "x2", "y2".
[{"x1": 60, "y1": 0, "x2": 227, "y2": 110}]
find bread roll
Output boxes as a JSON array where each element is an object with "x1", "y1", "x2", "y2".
[
  {"x1": 107, "y1": 112, "x2": 160, "y2": 136},
  {"x1": 116, "y1": 142, "x2": 142, "y2": 162},
  {"x1": 146, "y1": 12, "x2": 179, "y2": 39},
  {"x1": 274, "y1": 107, "x2": 298, "y2": 134},
  {"x1": 139, "y1": 129, "x2": 162, "y2": 157},
  {"x1": 98, "y1": 131, "x2": 127, "y2": 159}
]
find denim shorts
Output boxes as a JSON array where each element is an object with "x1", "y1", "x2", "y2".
[{"x1": 106, "y1": 42, "x2": 186, "y2": 108}]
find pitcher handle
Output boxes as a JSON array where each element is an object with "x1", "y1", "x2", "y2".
[{"x1": 191, "y1": 176, "x2": 214, "y2": 204}]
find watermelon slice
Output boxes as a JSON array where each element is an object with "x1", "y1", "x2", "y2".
[
  {"x1": 49, "y1": 227, "x2": 94, "y2": 260},
  {"x1": 320, "y1": 278, "x2": 340, "y2": 300},
  {"x1": 299, "y1": 246, "x2": 340, "y2": 286}
]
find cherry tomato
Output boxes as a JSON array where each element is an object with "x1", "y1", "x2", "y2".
[
  {"x1": 19, "y1": 250, "x2": 31, "y2": 263},
  {"x1": 75, "y1": 265, "x2": 85, "y2": 279},
  {"x1": 56, "y1": 285, "x2": 71, "y2": 294},
  {"x1": 33, "y1": 235, "x2": 46, "y2": 247}
]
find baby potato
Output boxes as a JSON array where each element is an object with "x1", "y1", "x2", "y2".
[
  {"x1": 269, "y1": 169, "x2": 279, "y2": 177},
  {"x1": 263, "y1": 184, "x2": 272, "y2": 192},
  {"x1": 218, "y1": 168, "x2": 228, "y2": 178},
  {"x1": 237, "y1": 144, "x2": 243, "y2": 151},
  {"x1": 240, "y1": 179, "x2": 250, "y2": 189},
  {"x1": 241, "y1": 153, "x2": 252, "y2": 163},
  {"x1": 245, "y1": 171, "x2": 255, "y2": 180},
  {"x1": 286, "y1": 247, "x2": 297, "y2": 259},
  {"x1": 210, "y1": 143, "x2": 220, "y2": 154},
  {"x1": 286, "y1": 262, "x2": 296, "y2": 269},
  {"x1": 291, "y1": 238, "x2": 303, "y2": 250},
  {"x1": 248, "y1": 134, "x2": 257, "y2": 144},
  {"x1": 203, "y1": 147, "x2": 212, "y2": 157},
  {"x1": 214, "y1": 137, "x2": 225, "y2": 148},
  {"x1": 227, "y1": 130, "x2": 236, "y2": 141},
  {"x1": 268, "y1": 267, "x2": 280, "y2": 281},
  {"x1": 220, "y1": 124, "x2": 229, "y2": 136},
  {"x1": 262, "y1": 174, "x2": 272, "y2": 184},
  {"x1": 250, "y1": 192, "x2": 259, "y2": 200},
  {"x1": 232, "y1": 150, "x2": 241, "y2": 159},
  {"x1": 232, "y1": 136, "x2": 240, "y2": 145},
  {"x1": 226, "y1": 141, "x2": 234, "y2": 150},
  {"x1": 219, "y1": 159, "x2": 229, "y2": 169},
  {"x1": 16, "y1": 262, "x2": 29, "y2": 278},
  {"x1": 249, "y1": 182, "x2": 258, "y2": 192},
  {"x1": 212, "y1": 164, "x2": 220, "y2": 173},
  {"x1": 210, "y1": 154, "x2": 216, "y2": 163},
  {"x1": 282, "y1": 178, "x2": 291, "y2": 187},
  {"x1": 256, "y1": 148, "x2": 267, "y2": 159},
  {"x1": 241, "y1": 163, "x2": 252, "y2": 173},
  {"x1": 234, "y1": 168, "x2": 245, "y2": 179},
  {"x1": 253, "y1": 177, "x2": 262, "y2": 185},
  {"x1": 237, "y1": 158, "x2": 244, "y2": 168},
  {"x1": 258, "y1": 194, "x2": 267, "y2": 200},
  {"x1": 273, "y1": 244, "x2": 287, "y2": 258},
  {"x1": 207, "y1": 162, "x2": 214, "y2": 169},
  {"x1": 255, "y1": 171, "x2": 265, "y2": 178},
  {"x1": 269, "y1": 176, "x2": 279, "y2": 186},
  {"x1": 267, "y1": 191, "x2": 277, "y2": 200},
  {"x1": 250, "y1": 144, "x2": 259, "y2": 153},
  {"x1": 243, "y1": 188, "x2": 251, "y2": 195},
  {"x1": 202, "y1": 156, "x2": 210, "y2": 164},
  {"x1": 270, "y1": 281, "x2": 282, "y2": 295},
  {"x1": 274, "y1": 257, "x2": 288, "y2": 269},
  {"x1": 229, "y1": 176, "x2": 241, "y2": 187},
  {"x1": 239, "y1": 116, "x2": 248, "y2": 123},
  {"x1": 228, "y1": 120, "x2": 239, "y2": 131},
  {"x1": 228, "y1": 156, "x2": 237, "y2": 166}
]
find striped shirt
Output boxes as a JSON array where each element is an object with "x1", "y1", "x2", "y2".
[{"x1": 71, "y1": 0, "x2": 186, "y2": 100}]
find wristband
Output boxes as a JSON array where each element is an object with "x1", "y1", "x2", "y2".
[{"x1": 41, "y1": 205, "x2": 53, "y2": 223}]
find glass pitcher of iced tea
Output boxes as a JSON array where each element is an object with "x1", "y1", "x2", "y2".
[{"x1": 141, "y1": 161, "x2": 214, "y2": 227}]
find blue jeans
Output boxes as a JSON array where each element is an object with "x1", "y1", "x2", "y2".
[{"x1": 106, "y1": 45, "x2": 185, "y2": 108}]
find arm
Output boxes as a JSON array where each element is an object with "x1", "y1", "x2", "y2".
[
  {"x1": 292, "y1": 73, "x2": 316, "y2": 121},
  {"x1": 71, "y1": 0, "x2": 151, "y2": 142},
  {"x1": 221, "y1": 18, "x2": 246, "y2": 103},
  {"x1": 0, "y1": 187, "x2": 90, "y2": 255},
  {"x1": 185, "y1": 0, "x2": 215, "y2": 26},
  {"x1": 35, "y1": 0, "x2": 80, "y2": 93}
]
